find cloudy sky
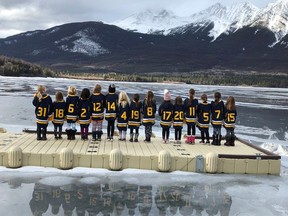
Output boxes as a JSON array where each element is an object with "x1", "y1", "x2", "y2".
[{"x1": 0, "y1": 0, "x2": 275, "y2": 38}]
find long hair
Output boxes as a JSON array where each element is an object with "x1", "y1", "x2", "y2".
[
  {"x1": 55, "y1": 91, "x2": 64, "y2": 102},
  {"x1": 214, "y1": 92, "x2": 221, "y2": 103},
  {"x1": 133, "y1": 93, "x2": 140, "y2": 107},
  {"x1": 80, "y1": 88, "x2": 90, "y2": 100},
  {"x1": 119, "y1": 91, "x2": 130, "y2": 108},
  {"x1": 175, "y1": 96, "x2": 183, "y2": 105},
  {"x1": 37, "y1": 85, "x2": 46, "y2": 101},
  {"x1": 94, "y1": 84, "x2": 101, "y2": 94},
  {"x1": 68, "y1": 86, "x2": 77, "y2": 96},
  {"x1": 226, "y1": 96, "x2": 236, "y2": 110},
  {"x1": 188, "y1": 88, "x2": 195, "y2": 104},
  {"x1": 145, "y1": 91, "x2": 154, "y2": 106},
  {"x1": 201, "y1": 94, "x2": 208, "y2": 103}
]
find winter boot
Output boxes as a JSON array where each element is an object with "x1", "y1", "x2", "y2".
[
  {"x1": 37, "y1": 127, "x2": 42, "y2": 140},
  {"x1": 134, "y1": 133, "x2": 139, "y2": 142},
  {"x1": 66, "y1": 129, "x2": 71, "y2": 140},
  {"x1": 191, "y1": 135, "x2": 195, "y2": 144},
  {"x1": 230, "y1": 135, "x2": 236, "y2": 146},
  {"x1": 54, "y1": 128, "x2": 58, "y2": 139},
  {"x1": 211, "y1": 135, "x2": 216, "y2": 145},
  {"x1": 224, "y1": 135, "x2": 231, "y2": 146},
  {"x1": 218, "y1": 135, "x2": 222, "y2": 146},
  {"x1": 129, "y1": 133, "x2": 134, "y2": 142},
  {"x1": 92, "y1": 131, "x2": 97, "y2": 141},
  {"x1": 71, "y1": 129, "x2": 76, "y2": 140},
  {"x1": 185, "y1": 135, "x2": 191, "y2": 144},
  {"x1": 98, "y1": 131, "x2": 103, "y2": 141},
  {"x1": 42, "y1": 127, "x2": 47, "y2": 140}
]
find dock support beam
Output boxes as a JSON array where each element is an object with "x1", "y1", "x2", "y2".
[
  {"x1": 109, "y1": 149, "x2": 123, "y2": 171},
  {"x1": 206, "y1": 152, "x2": 218, "y2": 173},
  {"x1": 158, "y1": 150, "x2": 171, "y2": 172},
  {"x1": 59, "y1": 147, "x2": 73, "y2": 169}
]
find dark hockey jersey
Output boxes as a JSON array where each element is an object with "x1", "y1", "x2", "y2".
[
  {"x1": 173, "y1": 104, "x2": 185, "y2": 128},
  {"x1": 142, "y1": 99, "x2": 156, "y2": 126},
  {"x1": 52, "y1": 100, "x2": 66, "y2": 125},
  {"x1": 78, "y1": 99, "x2": 92, "y2": 125},
  {"x1": 105, "y1": 93, "x2": 118, "y2": 121},
  {"x1": 224, "y1": 108, "x2": 237, "y2": 128},
  {"x1": 32, "y1": 94, "x2": 53, "y2": 125},
  {"x1": 117, "y1": 103, "x2": 130, "y2": 128},
  {"x1": 184, "y1": 98, "x2": 198, "y2": 125},
  {"x1": 66, "y1": 95, "x2": 79, "y2": 122},
  {"x1": 158, "y1": 101, "x2": 174, "y2": 127},
  {"x1": 211, "y1": 100, "x2": 224, "y2": 128},
  {"x1": 197, "y1": 102, "x2": 211, "y2": 128},
  {"x1": 128, "y1": 100, "x2": 142, "y2": 128},
  {"x1": 90, "y1": 93, "x2": 106, "y2": 121}
]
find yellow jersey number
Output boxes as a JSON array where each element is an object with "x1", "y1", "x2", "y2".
[
  {"x1": 215, "y1": 110, "x2": 221, "y2": 119},
  {"x1": 131, "y1": 110, "x2": 139, "y2": 119},
  {"x1": 68, "y1": 104, "x2": 74, "y2": 113},
  {"x1": 37, "y1": 107, "x2": 47, "y2": 117},
  {"x1": 147, "y1": 107, "x2": 153, "y2": 116},
  {"x1": 227, "y1": 113, "x2": 235, "y2": 122},
  {"x1": 121, "y1": 111, "x2": 127, "y2": 120},
  {"x1": 81, "y1": 108, "x2": 87, "y2": 118},
  {"x1": 203, "y1": 112, "x2": 210, "y2": 122},
  {"x1": 174, "y1": 111, "x2": 183, "y2": 121},
  {"x1": 107, "y1": 102, "x2": 116, "y2": 111},
  {"x1": 189, "y1": 107, "x2": 196, "y2": 117},
  {"x1": 163, "y1": 111, "x2": 172, "y2": 121},
  {"x1": 93, "y1": 102, "x2": 101, "y2": 112},
  {"x1": 55, "y1": 109, "x2": 64, "y2": 118}
]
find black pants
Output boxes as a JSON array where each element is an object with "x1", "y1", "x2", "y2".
[
  {"x1": 201, "y1": 128, "x2": 209, "y2": 142},
  {"x1": 187, "y1": 124, "x2": 196, "y2": 135},
  {"x1": 175, "y1": 127, "x2": 182, "y2": 140},
  {"x1": 107, "y1": 120, "x2": 115, "y2": 138},
  {"x1": 162, "y1": 127, "x2": 170, "y2": 140},
  {"x1": 130, "y1": 128, "x2": 139, "y2": 134},
  {"x1": 53, "y1": 124, "x2": 63, "y2": 136},
  {"x1": 37, "y1": 123, "x2": 47, "y2": 139}
]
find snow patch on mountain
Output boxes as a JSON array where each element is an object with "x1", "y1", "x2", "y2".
[
  {"x1": 112, "y1": 9, "x2": 191, "y2": 34},
  {"x1": 251, "y1": 0, "x2": 288, "y2": 46},
  {"x1": 56, "y1": 30, "x2": 109, "y2": 56},
  {"x1": 113, "y1": 0, "x2": 288, "y2": 45}
]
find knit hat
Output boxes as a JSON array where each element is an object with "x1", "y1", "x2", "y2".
[
  {"x1": 164, "y1": 89, "x2": 171, "y2": 101},
  {"x1": 108, "y1": 84, "x2": 116, "y2": 93}
]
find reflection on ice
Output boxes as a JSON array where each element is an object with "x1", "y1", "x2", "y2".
[{"x1": 29, "y1": 177, "x2": 232, "y2": 216}]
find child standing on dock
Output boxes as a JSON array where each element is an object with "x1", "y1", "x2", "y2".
[
  {"x1": 211, "y1": 92, "x2": 225, "y2": 145},
  {"x1": 78, "y1": 88, "x2": 92, "y2": 140},
  {"x1": 117, "y1": 91, "x2": 130, "y2": 141},
  {"x1": 173, "y1": 96, "x2": 185, "y2": 144},
  {"x1": 105, "y1": 84, "x2": 118, "y2": 141},
  {"x1": 159, "y1": 89, "x2": 174, "y2": 144},
  {"x1": 32, "y1": 85, "x2": 53, "y2": 140},
  {"x1": 184, "y1": 89, "x2": 198, "y2": 144},
  {"x1": 197, "y1": 94, "x2": 211, "y2": 144},
  {"x1": 90, "y1": 84, "x2": 106, "y2": 141},
  {"x1": 142, "y1": 91, "x2": 156, "y2": 142},
  {"x1": 224, "y1": 96, "x2": 237, "y2": 146},
  {"x1": 66, "y1": 86, "x2": 79, "y2": 140},
  {"x1": 52, "y1": 91, "x2": 66, "y2": 139},
  {"x1": 128, "y1": 94, "x2": 142, "y2": 142}
]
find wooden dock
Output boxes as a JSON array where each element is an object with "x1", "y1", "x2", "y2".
[{"x1": 0, "y1": 130, "x2": 281, "y2": 175}]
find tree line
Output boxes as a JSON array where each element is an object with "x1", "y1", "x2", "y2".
[{"x1": 1, "y1": 55, "x2": 287, "y2": 88}]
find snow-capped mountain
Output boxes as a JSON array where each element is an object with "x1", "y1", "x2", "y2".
[
  {"x1": 112, "y1": 9, "x2": 191, "y2": 34},
  {"x1": 113, "y1": 0, "x2": 288, "y2": 45},
  {"x1": 251, "y1": 0, "x2": 288, "y2": 45}
]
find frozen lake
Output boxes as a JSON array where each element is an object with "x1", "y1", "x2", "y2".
[{"x1": 0, "y1": 76, "x2": 288, "y2": 215}]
